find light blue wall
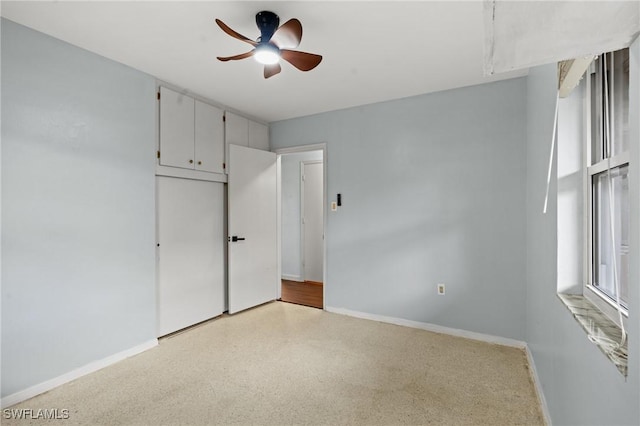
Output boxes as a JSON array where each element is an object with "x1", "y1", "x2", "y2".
[
  {"x1": 556, "y1": 81, "x2": 584, "y2": 294},
  {"x1": 524, "y1": 39, "x2": 640, "y2": 424},
  {"x1": 1, "y1": 20, "x2": 157, "y2": 397},
  {"x1": 271, "y1": 79, "x2": 528, "y2": 340},
  {"x1": 281, "y1": 150, "x2": 323, "y2": 280}
]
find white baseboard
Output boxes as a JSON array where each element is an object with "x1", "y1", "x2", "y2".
[
  {"x1": 325, "y1": 306, "x2": 526, "y2": 348},
  {"x1": 525, "y1": 345, "x2": 552, "y2": 426},
  {"x1": 281, "y1": 274, "x2": 303, "y2": 282},
  {"x1": 1, "y1": 339, "x2": 158, "y2": 409}
]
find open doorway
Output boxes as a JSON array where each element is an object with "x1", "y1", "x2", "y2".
[{"x1": 276, "y1": 145, "x2": 326, "y2": 309}]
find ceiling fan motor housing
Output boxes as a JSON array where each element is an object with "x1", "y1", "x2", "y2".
[{"x1": 256, "y1": 11, "x2": 280, "y2": 43}]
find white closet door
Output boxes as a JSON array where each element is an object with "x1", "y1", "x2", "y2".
[
  {"x1": 157, "y1": 176, "x2": 224, "y2": 336},
  {"x1": 195, "y1": 100, "x2": 224, "y2": 174},
  {"x1": 159, "y1": 87, "x2": 195, "y2": 169}
]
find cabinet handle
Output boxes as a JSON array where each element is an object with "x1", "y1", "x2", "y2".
[
  {"x1": 198, "y1": 161, "x2": 202, "y2": 165},
  {"x1": 189, "y1": 159, "x2": 193, "y2": 164}
]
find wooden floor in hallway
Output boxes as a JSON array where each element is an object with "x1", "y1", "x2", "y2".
[{"x1": 281, "y1": 279, "x2": 323, "y2": 309}]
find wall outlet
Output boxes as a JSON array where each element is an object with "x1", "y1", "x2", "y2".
[
  {"x1": 331, "y1": 201, "x2": 337, "y2": 211},
  {"x1": 437, "y1": 284, "x2": 445, "y2": 295}
]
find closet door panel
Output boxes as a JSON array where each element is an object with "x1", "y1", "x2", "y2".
[{"x1": 157, "y1": 176, "x2": 224, "y2": 336}]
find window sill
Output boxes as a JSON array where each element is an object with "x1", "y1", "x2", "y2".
[{"x1": 557, "y1": 293, "x2": 628, "y2": 376}]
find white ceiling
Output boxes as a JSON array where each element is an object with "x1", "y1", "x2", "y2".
[{"x1": 1, "y1": 1, "x2": 527, "y2": 123}]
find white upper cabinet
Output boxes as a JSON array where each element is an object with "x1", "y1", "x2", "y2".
[
  {"x1": 225, "y1": 111, "x2": 269, "y2": 151},
  {"x1": 225, "y1": 112, "x2": 249, "y2": 147},
  {"x1": 159, "y1": 86, "x2": 194, "y2": 169},
  {"x1": 249, "y1": 120, "x2": 269, "y2": 151},
  {"x1": 195, "y1": 100, "x2": 224, "y2": 174},
  {"x1": 159, "y1": 86, "x2": 224, "y2": 174}
]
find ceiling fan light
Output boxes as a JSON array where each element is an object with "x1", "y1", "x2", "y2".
[{"x1": 254, "y1": 45, "x2": 280, "y2": 65}]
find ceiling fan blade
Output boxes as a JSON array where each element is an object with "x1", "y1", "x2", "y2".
[
  {"x1": 215, "y1": 19, "x2": 258, "y2": 46},
  {"x1": 217, "y1": 50, "x2": 255, "y2": 62},
  {"x1": 264, "y1": 63, "x2": 282, "y2": 79},
  {"x1": 281, "y1": 50, "x2": 323, "y2": 71},
  {"x1": 270, "y1": 19, "x2": 302, "y2": 49}
]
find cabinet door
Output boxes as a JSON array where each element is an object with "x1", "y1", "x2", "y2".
[
  {"x1": 195, "y1": 100, "x2": 224, "y2": 174},
  {"x1": 159, "y1": 87, "x2": 195, "y2": 169},
  {"x1": 248, "y1": 120, "x2": 269, "y2": 151},
  {"x1": 225, "y1": 112, "x2": 249, "y2": 147}
]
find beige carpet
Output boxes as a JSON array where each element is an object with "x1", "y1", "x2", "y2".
[{"x1": 4, "y1": 302, "x2": 544, "y2": 425}]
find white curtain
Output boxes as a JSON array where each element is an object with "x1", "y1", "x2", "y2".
[{"x1": 484, "y1": 0, "x2": 639, "y2": 75}]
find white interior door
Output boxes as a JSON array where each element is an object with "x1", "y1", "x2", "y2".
[
  {"x1": 302, "y1": 161, "x2": 324, "y2": 282},
  {"x1": 228, "y1": 145, "x2": 278, "y2": 314},
  {"x1": 157, "y1": 176, "x2": 225, "y2": 336}
]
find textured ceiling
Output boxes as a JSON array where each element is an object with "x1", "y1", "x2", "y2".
[{"x1": 1, "y1": 1, "x2": 527, "y2": 123}]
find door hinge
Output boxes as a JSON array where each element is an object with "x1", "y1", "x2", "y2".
[
  {"x1": 223, "y1": 115, "x2": 226, "y2": 122},
  {"x1": 157, "y1": 151, "x2": 160, "y2": 159},
  {"x1": 157, "y1": 92, "x2": 160, "y2": 100},
  {"x1": 223, "y1": 162, "x2": 226, "y2": 169},
  {"x1": 302, "y1": 175, "x2": 305, "y2": 181}
]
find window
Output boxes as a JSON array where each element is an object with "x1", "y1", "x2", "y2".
[{"x1": 585, "y1": 48, "x2": 630, "y2": 323}]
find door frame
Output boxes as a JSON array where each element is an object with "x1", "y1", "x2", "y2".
[
  {"x1": 300, "y1": 160, "x2": 323, "y2": 282},
  {"x1": 274, "y1": 143, "x2": 328, "y2": 309}
]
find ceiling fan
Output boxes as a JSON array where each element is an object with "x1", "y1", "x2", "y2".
[{"x1": 215, "y1": 11, "x2": 323, "y2": 79}]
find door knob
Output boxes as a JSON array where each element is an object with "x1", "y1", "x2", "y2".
[
  {"x1": 230, "y1": 236, "x2": 245, "y2": 242},
  {"x1": 189, "y1": 159, "x2": 193, "y2": 164}
]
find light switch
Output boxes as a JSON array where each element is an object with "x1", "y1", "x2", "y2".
[{"x1": 331, "y1": 201, "x2": 337, "y2": 211}]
